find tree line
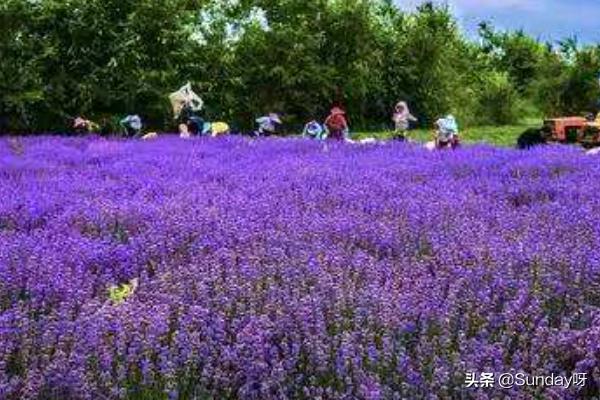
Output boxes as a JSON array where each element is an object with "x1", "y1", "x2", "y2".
[{"x1": 1, "y1": 0, "x2": 600, "y2": 134}]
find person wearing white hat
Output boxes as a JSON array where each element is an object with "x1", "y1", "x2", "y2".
[
  {"x1": 255, "y1": 113, "x2": 282, "y2": 136},
  {"x1": 120, "y1": 115, "x2": 143, "y2": 137},
  {"x1": 434, "y1": 115, "x2": 459, "y2": 149}
]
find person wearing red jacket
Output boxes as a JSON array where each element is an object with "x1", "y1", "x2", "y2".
[{"x1": 324, "y1": 107, "x2": 349, "y2": 141}]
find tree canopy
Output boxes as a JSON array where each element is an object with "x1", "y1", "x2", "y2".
[{"x1": 1, "y1": 0, "x2": 599, "y2": 133}]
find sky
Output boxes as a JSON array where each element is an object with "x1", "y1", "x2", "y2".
[{"x1": 397, "y1": 0, "x2": 600, "y2": 44}]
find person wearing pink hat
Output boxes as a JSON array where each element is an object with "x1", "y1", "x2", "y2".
[
  {"x1": 72, "y1": 116, "x2": 99, "y2": 134},
  {"x1": 324, "y1": 107, "x2": 349, "y2": 141}
]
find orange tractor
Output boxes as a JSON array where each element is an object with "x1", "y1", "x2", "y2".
[{"x1": 518, "y1": 115, "x2": 600, "y2": 149}]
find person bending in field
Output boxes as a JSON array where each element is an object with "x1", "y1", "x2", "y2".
[
  {"x1": 73, "y1": 117, "x2": 99, "y2": 134},
  {"x1": 178, "y1": 102, "x2": 205, "y2": 138},
  {"x1": 120, "y1": 115, "x2": 143, "y2": 138},
  {"x1": 392, "y1": 101, "x2": 417, "y2": 141},
  {"x1": 202, "y1": 121, "x2": 231, "y2": 137},
  {"x1": 254, "y1": 113, "x2": 282, "y2": 137},
  {"x1": 169, "y1": 82, "x2": 204, "y2": 138},
  {"x1": 303, "y1": 120, "x2": 327, "y2": 140},
  {"x1": 324, "y1": 107, "x2": 349, "y2": 141},
  {"x1": 434, "y1": 115, "x2": 459, "y2": 149}
]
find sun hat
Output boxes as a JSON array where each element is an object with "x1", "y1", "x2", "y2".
[{"x1": 269, "y1": 113, "x2": 282, "y2": 124}]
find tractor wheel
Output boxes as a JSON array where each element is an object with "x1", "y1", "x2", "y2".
[{"x1": 517, "y1": 128, "x2": 546, "y2": 149}]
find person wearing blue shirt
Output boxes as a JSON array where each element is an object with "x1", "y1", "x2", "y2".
[{"x1": 303, "y1": 120, "x2": 327, "y2": 140}]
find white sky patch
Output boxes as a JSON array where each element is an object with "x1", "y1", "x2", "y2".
[{"x1": 193, "y1": 4, "x2": 269, "y2": 45}]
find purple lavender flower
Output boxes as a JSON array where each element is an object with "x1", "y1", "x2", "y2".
[{"x1": 1, "y1": 136, "x2": 599, "y2": 398}]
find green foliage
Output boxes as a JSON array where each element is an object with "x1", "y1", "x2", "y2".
[
  {"x1": 530, "y1": 48, "x2": 600, "y2": 117},
  {"x1": 559, "y1": 48, "x2": 600, "y2": 114},
  {"x1": 1, "y1": 0, "x2": 201, "y2": 131},
  {"x1": 473, "y1": 72, "x2": 524, "y2": 125},
  {"x1": 1, "y1": 0, "x2": 599, "y2": 133},
  {"x1": 397, "y1": 3, "x2": 469, "y2": 124},
  {"x1": 479, "y1": 24, "x2": 546, "y2": 94},
  {"x1": 480, "y1": 24, "x2": 600, "y2": 119}
]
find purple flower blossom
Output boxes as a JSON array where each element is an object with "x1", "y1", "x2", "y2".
[{"x1": 1, "y1": 136, "x2": 599, "y2": 398}]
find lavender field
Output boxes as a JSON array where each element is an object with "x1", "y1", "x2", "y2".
[{"x1": 1, "y1": 136, "x2": 600, "y2": 400}]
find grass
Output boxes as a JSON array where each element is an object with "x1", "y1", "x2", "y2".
[{"x1": 353, "y1": 120, "x2": 540, "y2": 147}]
